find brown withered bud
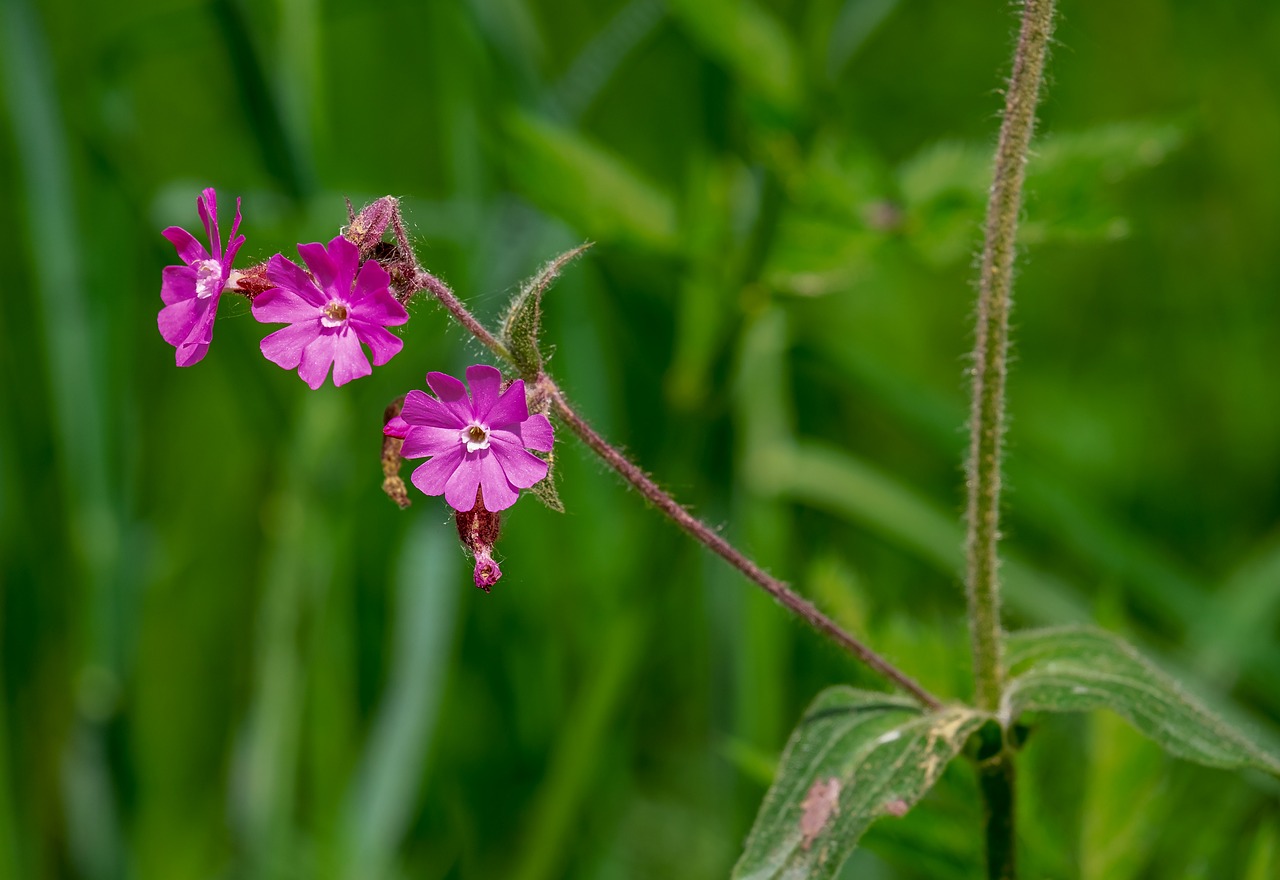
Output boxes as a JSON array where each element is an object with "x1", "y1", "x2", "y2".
[
  {"x1": 381, "y1": 395, "x2": 411, "y2": 509},
  {"x1": 455, "y1": 490, "x2": 502, "y2": 592},
  {"x1": 342, "y1": 196, "x2": 397, "y2": 257},
  {"x1": 226, "y1": 261, "x2": 273, "y2": 300}
]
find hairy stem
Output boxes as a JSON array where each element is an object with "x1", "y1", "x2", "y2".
[
  {"x1": 406, "y1": 257, "x2": 941, "y2": 709},
  {"x1": 967, "y1": 2, "x2": 1056, "y2": 878},
  {"x1": 966, "y1": 0, "x2": 1056, "y2": 713}
]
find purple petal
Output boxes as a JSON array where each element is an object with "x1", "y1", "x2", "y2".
[
  {"x1": 484, "y1": 379, "x2": 531, "y2": 429},
  {"x1": 161, "y1": 264, "x2": 198, "y2": 305},
  {"x1": 384, "y1": 415, "x2": 410, "y2": 439},
  {"x1": 488, "y1": 436, "x2": 549, "y2": 488},
  {"x1": 252, "y1": 286, "x2": 322, "y2": 324},
  {"x1": 443, "y1": 453, "x2": 485, "y2": 512},
  {"x1": 400, "y1": 425, "x2": 463, "y2": 459},
  {"x1": 223, "y1": 197, "x2": 246, "y2": 267},
  {"x1": 410, "y1": 445, "x2": 465, "y2": 497},
  {"x1": 325, "y1": 235, "x2": 361, "y2": 292},
  {"x1": 197, "y1": 188, "x2": 221, "y2": 260},
  {"x1": 163, "y1": 225, "x2": 209, "y2": 266},
  {"x1": 349, "y1": 258, "x2": 392, "y2": 305},
  {"x1": 296, "y1": 241, "x2": 340, "y2": 294},
  {"x1": 350, "y1": 289, "x2": 408, "y2": 329},
  {"x1": 466, "y1": 365, "x2": 503, "y2": 422},
  {"x1": 175, "y1": 339, "x2": 211, "y2": 367},
  {"x1": 298, "y1": 333, "x2": 338, "y2": 389},
  {"x1": 158, "y1": 296, "x2": 204, "y2": 347},
  {"x1": 516, "y1": 413, "x2": 554, "y2": 452},
  {"x1": 260, "y1": 321, "x2": 319, "y2": 370},
  {"x1": 475, "y1": 450, "x2": 519, "y2": 511},
  {"x1": 400, "y1": 389, "x2": 464, "y2": 429},
  {"x1": 352, "y1": 323, "x2": 403, "y2": 366},
  {"x1": 329, "y1": 330, "x2": 372, "y2": 386},
  {"x1": 426, "y1": 372, "x2": 474, "y2": 423},
  {"x1": 267, "y1": 254, "x2": 328, "y2": 307}
]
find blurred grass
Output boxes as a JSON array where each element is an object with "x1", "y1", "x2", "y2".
[{"x1": 3, "y1": 0, "x2": 1280, "y2": 877}]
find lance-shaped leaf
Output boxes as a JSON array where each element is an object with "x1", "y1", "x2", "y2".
[
  {"x1": 500, "y1": 244, "x2": 591, "y2": 378},
  {"x1": 527, "y1": 447, "x2": 563, "y2": 513},
  {"x1": 1003, "y1": 626, "x2": 1280, "y2": 775},
  {"x1": 733, "y1": 688, "x2": 987, "y2": 880}
]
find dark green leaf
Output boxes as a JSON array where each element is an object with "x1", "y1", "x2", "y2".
[
  {"x1": 733, "y1": 688, "x2": 986, "y2": 880},
  {"x1": 1004, "y1": 626, "x2": 1280, "y2": 775}
]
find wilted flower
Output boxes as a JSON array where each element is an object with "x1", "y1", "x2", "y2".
[
  {"x1": 253, "y1": 235, "x2": 408, "y2": 389},
  {"x1": 390, "y1": 365, "x2": 553, "y2": 512},
  {"x1": 158, "y1": 188, "x2": 245, "y2": 366}
]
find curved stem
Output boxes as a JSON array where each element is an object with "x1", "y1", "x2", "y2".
[
  {"x1": 542, "y1": 377, "x2": 942, "y2": 710},
  {"x1": 406, "y1": 256, "x2": 941, "y2": 710},
  {"x1": 965, "y1": 0, "x2": 1056, "y2": 714}
]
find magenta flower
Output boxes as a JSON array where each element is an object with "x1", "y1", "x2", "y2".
[
  {"x1": 158, "y1": 187, "x2": 245, "y2": 367},
  {"x1": 253, "y1": 235, "x2": 408, "y2": 389},
  {"x1": 390, "y1": 365, "x2": 553, "y2": 512}
]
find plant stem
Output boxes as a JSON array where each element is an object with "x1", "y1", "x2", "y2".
[
  {"x1": 541, "y1": 377, "x2": 942, "y2": 710},
  {"x1": 406, "y1": 260, "x2": 942, "y2": 710},
  {"x1": 965, "y1": 0, "x2": 1056, "y2": 714},
  {"x1": 967, "y1": 2, "x2": 1055, "y2": 878}
]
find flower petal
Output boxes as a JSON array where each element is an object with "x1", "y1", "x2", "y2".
[
  {"x1": 224, "y1": 197, "x2": 246, "y2": 267},
  {"x1": 158, "y1": 296, "x2": 204, "y2": 347},
  {"x1": 400, "y1": 389, "x2": 464, "y2": 429},
  {"x1": 484, "y1": 379, "x2": 531, "y2": 429},
  {"x1": 475, "y1": 450, "x2": 519, "y2": 511},
  {"x1": 384, "y1": 415, "x2": 410, "y2": 439},
  {"x1": 400, "y1": 425, "x2": 463, "y2": 459},
  {"x1": 325, "y1": 235, "x2": 361, "y2": 292},
  {"x1": 351, "y1": 323, "x2": 403, "y2": 366},
  {"x1": 161, "y1": 264, "x2": 198, "y2": 306},
  {"x1": 298, "y1": 332, "x2": 338, "y2": 389},
  {"x1": 488, "y1": 436, "x2": 549, "y2": 489},
  {"x1": 267, "y1": 254, "x2": 328, "y2": 307},
  {"x1": 197, "y1": 188, "x2": 221, "y2": 260},
  {"x1": 426, "y1": 371, "x2": 474, "y2": 422},
  {"x1": 349, "y1": 258, "x2": 392, "y2": 305},
  {"x1": 175, "y1": 339, "x2": 211, "y2": 367},
  {"x1": 330, "y1": 330, "x2": 372, "y2": 386},
  {"x1": 466, "y1": 365, "x2": 504, "y2": 422},
  {"x1": 260, "y1": 321, "x2": 319, "y2": 370},
  {"x1": 444, "y1": 453, "x2": 485, "y2": 512},
  {"x1": 296, "y1": 241, "x2": 341, "y2": 294},
  {"x1": 252, "y1": 286, "x2": 321, "y2": 324},
  {"x1": 516, "y1": 413, "x2": 554, "y2": 452},
  {"x1": 162, "y1": 225, "x2": 209, "y2": 266},
  {"x1": 351, "y1": 290, "x2": 409, "y2": 329},
  {"x1": 410, "y1": 445, "x2": 464, "y2": 498}
]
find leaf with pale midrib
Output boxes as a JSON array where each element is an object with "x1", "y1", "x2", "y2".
[
  {"x1": 733, "y1": 688, "x2": 987, "y2": 880},
  {"x1": 1003, "y1": 626, "x2": 1280, "y2": 776}
]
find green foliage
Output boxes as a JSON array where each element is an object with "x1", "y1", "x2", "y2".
[
  {"x1": 1004, "y1": 626, "x2": 1280, "y2": 775},
  {"x1": 733, "y1": 689, "x2": 986, "y2": 880}
]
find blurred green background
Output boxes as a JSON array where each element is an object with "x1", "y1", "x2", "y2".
[{"x1": 3, "y1": 0, "x2": 1280, "y2": 877}]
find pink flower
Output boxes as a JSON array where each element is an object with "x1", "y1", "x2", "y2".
[
  {"x1": 253, "y1": 235, "x2": 408, "y2": 389},
  {"x1": 158, "y1": 188, "x2": 245, "y2": 366},
  {"x1": 390, "y1": 365, "x2": 554, "y2": 512}
]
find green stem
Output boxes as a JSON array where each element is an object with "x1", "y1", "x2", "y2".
[{"x1": 966, "y1": 0, "x2": 1056, "y2": 713}]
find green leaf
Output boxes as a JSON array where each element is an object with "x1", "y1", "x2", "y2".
[
  {"x1": 527, "y1": 448, "x2": 564, "y2": 513},
  {"x1": 1004, "y1": 626, "x2": 1280, "y2": 776},
  {"x1": 502, "y1": 111, "x2": 678, "y2": 251},
  {"x1": 733, "y1": 688, "x2": 986, "y2": 880},
  {"x1": 500, "y1": 243, "x2": 592, "y2": 378}
]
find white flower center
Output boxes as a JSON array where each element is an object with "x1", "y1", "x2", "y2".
[
  {"x1": 194, "y1": 259, "x2": 222, "y2": 300},
  {"x1": 461, "y1": 423, "x2": 490, "y2": 453},
  {"x1": 321, "y1": 302, "x2": 350, "y2": 328}
]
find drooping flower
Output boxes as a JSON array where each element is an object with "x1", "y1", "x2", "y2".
[
  {"x1": 253, "y1": 235, "x2": 409, "y2": 389},
  {"x1": 389, "y1": 365, "x2": 553, "y2": 512},
  {"x1": 158, "y1": 187, "x2": 245, "y2": 366}
]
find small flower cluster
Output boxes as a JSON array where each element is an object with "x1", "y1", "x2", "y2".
[{"x1": 160, "y1": 189, "x2": 554, "y2": 589}]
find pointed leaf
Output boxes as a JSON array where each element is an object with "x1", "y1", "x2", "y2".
[
  {"x1": 733, "y1": 688, "x2": 987, "y2": 880},
  {"x1": 500, "y1": 244, "x2": 591, "y2": 378},
  {"x1": 1003, "y1": 626, "x2": 1280, "y2": 775},
  {"x1": 527, "y1": 449, "x2": 564, "y2": 513}
]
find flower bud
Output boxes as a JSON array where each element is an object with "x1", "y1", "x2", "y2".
[
  {"x1": 455, "y1": 491, "x2": 502, "y2": 592},
  {"x1": 343, "y1": 196, "x2": 397, "y2": 256},
  {"x1": 227, "y1": 261, "x2": 273, "y2": 299}
]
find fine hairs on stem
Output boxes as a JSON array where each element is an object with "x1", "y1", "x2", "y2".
[{"x1": 965, "y1": 1, "x2": 1057, "y2": 878}]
